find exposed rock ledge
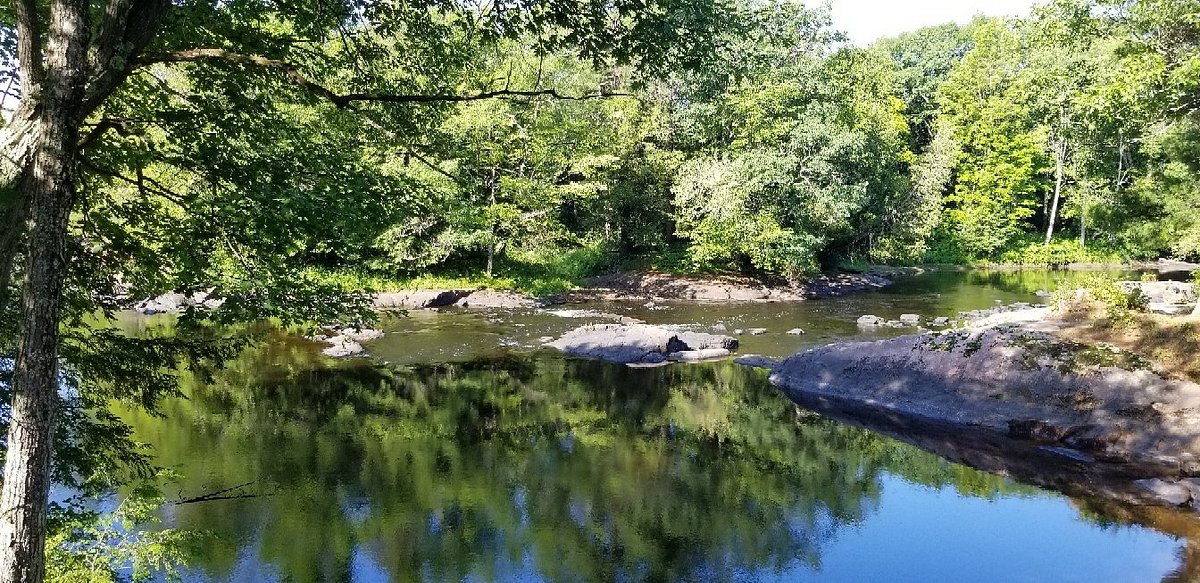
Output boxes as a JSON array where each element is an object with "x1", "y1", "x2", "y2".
[
  {"x1": 371, "y1": 270, "x2": 893, "y2": 310},
  {"x1": 373, "y1": 289, "x2": 542, "y2": 309},
  {"x1": 546, "y1": 324, "x2": 738, "y2": 365},
  {"x1": 762, "y1": 311, "x2": 1200, "y2": 507},
  {"x1": 575, "y1": 270, "x2": 892, "y2": 302}
]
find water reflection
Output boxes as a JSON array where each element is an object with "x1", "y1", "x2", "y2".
[{"x1": 118, "y1": 335, "x2": 1185, "y2": 582}]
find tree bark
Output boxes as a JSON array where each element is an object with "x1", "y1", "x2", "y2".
[
  {"x1": 0, "y1": 1, "x2": 90, "y2": 581},
  {"x1": 0, "y1": 196, "x2": 28, "y2": 316}
]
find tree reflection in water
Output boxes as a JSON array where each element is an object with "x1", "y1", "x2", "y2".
[{"x1": 115, "y1": 335, "x2": 1184, "y2": 582}]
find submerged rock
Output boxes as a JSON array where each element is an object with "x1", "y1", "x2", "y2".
[
  {"x1": 547, "y1": 324, "x2": 738, "y2": 364},
  {"x1": 733, "y1": 354, "x2": 780, "y2": 369}
]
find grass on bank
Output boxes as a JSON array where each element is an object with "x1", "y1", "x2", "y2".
[
  {"x1": 887, "y1": 235, "x2": 1130, "y2": 269},
  {"x1": 1057, "y1": 312, "x2": 1200, "y2": 383},
  {"x1": 1052, "y1": 274, "x2": 1200, "y2": 382}
]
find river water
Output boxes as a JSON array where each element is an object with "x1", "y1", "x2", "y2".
[{"x1": 117, "y1": 271, "x2": 1196, "y2": 582}]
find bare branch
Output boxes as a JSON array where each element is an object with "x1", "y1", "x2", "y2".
[
  {"x1": 338, "y1": 87, "x2": 631, "y2": 105},
  {"x1": 173, "y1": 481, "x2": 265, "y2": 505},
  {"x1": 80, "y1": 159, "x2": 189, "y2": 208},
  {"x1": 135, "y1": 49, "x2": 631, "y2": 107}
]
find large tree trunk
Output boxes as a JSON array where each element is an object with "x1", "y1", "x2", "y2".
[{"x1": 0, "y1": 1, "x2": 89, "y2": 581}]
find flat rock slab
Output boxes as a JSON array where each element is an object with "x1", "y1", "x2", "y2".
[
  {"x1": 374, "y1": 289, "x2": 541, "y2": 309},
  {"x1": 454, "y1": 290, "x2": 542, "y2": 309},
  {"x1": 375, "y1": 290, "x2": 471, "y2": 309},
  {"x1": 769, "y1": 323, "x2": 1200, "y2": 478},
  {"x1": 320, "y1": 336, "x2": 364, "y2": 358},
  {"x1": 547, "y1": 324, "x2": 738, "y2": 364}
]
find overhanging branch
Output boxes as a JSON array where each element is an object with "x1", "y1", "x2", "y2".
[{"x1": 135, "y1": 48, "x2": 629, "y2": 107}]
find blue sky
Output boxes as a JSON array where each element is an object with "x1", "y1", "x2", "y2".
[{"x1": 827, "y1": 0, "x2": 1042, "y2": 45}]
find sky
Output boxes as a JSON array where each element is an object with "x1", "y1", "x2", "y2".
[{"x1": 827, "y1": 0, "x2": 1042, "y2": 45}]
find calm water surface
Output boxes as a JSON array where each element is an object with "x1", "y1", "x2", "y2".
[{"x1": 120, "y1": 271, "x2": 1196, "y2": 582}]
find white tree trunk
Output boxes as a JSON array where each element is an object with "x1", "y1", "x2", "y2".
[{"x1": 1044, "y1": 135, "x2": 1066, "y2": 246}]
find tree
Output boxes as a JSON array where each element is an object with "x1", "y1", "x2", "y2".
[
  {"x1": 0, "y1": 1, "x2": 731, "y2": 580},
  {"x1": 876, "y1": 23, "x2": 972, "y2": 152},
  {"x1": 936, "y1": 18, "x2": 1049, "y2": 258},
  {"x1": 666, "y1": 2, "x2": 913, "y2": 276}
]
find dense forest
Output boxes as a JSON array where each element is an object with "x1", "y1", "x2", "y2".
[
  {"x1": 0, "y1": 0, "x2": 1198, "y2": 580},
  {"x1": 7, "y1": 0, "x2": 1196, "y2": 301},
  {"x1": 98, "y1": 0, "x2": 1195, "y2": 284}
]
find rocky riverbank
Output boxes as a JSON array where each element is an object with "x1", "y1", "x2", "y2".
[
  {"x1": 126, "y1": 270, "x2": 894, "y2": 316},
  {"x1": 748, "y1": 302, "x2": 1200, "y2": 508},
  {"x1": 369, "y1": 270, "x2": 894, "y2": 309},
  {"x1": 576, "y1": 270, "x2": 892, "y2": 302}
]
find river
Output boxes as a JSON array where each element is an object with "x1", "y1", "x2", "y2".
[{"x1": 113, "y1": 270, "x2": 1196, "y2": 582}]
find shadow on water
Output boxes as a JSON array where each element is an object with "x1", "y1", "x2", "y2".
[{"x1": 113, "y1": 330, "x2": 1199, "y2": 582}]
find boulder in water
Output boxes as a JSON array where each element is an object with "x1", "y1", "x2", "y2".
[
  {"x1": 547, "y1": 324, "x2": 738, "y2": 364},
  {"x1": 857, "y1": 315, "x2": 885, "y2": 328}
]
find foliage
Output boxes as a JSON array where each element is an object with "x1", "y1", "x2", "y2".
[
  {"x1": 1052, "y1": 273, "x2": 1149, "y2": 327},
  {"x1": 46, "y1": 486, "x2": 200, "y2": 582},
  {"x1": 3, "y1": 0, "x2": 1200, "y2": 576},
  {"x1": 936, "y1": 18, "x2": 1048, "y2": 258},
  {"x1": 666, "y1": 4, "x2": 914, "y2": 275},
  {"x1": 995, "y1": 236, "x2": 1126, "y2": 266}
]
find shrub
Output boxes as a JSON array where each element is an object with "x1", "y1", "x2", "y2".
[{"x1": 1052, "y1": 274, "x2": 1148, "y2": 327}]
